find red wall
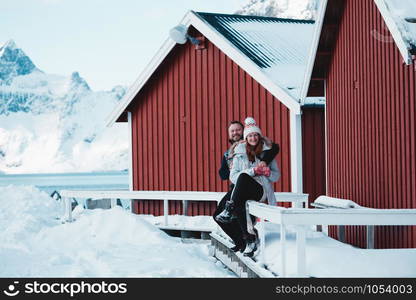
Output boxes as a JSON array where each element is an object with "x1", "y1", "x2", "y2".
[
  {"x1": 326, "y1": 0, "x2": 416, "y2": 248},
  {"x1": 302, "y1": 106, "x2": 326, "y2": 205},
  {"x1": 129, "y1": 28, "x2": 293, "y2": 216}
]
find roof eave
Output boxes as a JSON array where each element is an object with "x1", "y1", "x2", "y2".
[
  {"x1": 300, "y1": 0, "x2": 328, "y2": 104},
  {"x1": 374, "y1": 0, "x2": 413, "y2": 65}
]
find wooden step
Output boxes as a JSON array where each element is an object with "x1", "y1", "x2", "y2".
[{"x1": 210, "y1": 232, "x2": 276, "y2": 278}]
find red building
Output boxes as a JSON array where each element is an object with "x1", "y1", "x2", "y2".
[
  {"x1": 108, "y1": 0, "x2": 416, "y2": 250},
  {"x1": 305, "y1": 0, "x2": 416, "y2": 248},
  {"x1": 108, "y1": 11, "x2": 327, "y2": 216}
]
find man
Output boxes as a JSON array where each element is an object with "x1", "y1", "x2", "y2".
[{"x1": 213, "y1": 120, "x2": 279, "y2": 252}]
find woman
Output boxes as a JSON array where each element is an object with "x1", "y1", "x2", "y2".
[{"x1": 217, "y1": 117, "x2": 280, "y2": 256}]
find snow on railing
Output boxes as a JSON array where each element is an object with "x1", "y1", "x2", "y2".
[{"x1": 312, "y1": 195, "x2": 362, "y2": 209}]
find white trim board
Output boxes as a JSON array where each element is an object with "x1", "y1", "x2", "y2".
[
  {"x1": 290, "y1": 112, "x2": 303, "y2": 194},
  {"x1": 106, "y1": 10, "x2": 303, "y2": 127},
  {"x1": 374, "y1": 0, "x2": 412, "y2": 65},
  {"x1": 127, "y1": 112, "x2": 133, "y2": 191},
  {"x1": 300, "y1": 0, "x2": 328, "y2": 104}
]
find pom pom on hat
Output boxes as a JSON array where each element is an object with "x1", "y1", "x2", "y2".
[
  {"x1": 243, "y1": 117, "x2": 262, "y2": 140},
  {"x1": 244, "y1": 117, "x2": 256, "y2": 126}
]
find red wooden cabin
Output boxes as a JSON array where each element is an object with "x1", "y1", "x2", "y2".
[
  {"x1": 305, "y1": 0, "x2": 416, "y2": 248},
  {"x1": 108, "y1": 11, "x2": 327, "y2": 217}
]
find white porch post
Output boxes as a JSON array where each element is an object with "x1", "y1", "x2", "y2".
[
  {"x1": 290, "y1": 111, "x2": 303, "y2": 194},
  {"x1": 290, "y1": 111, "x2": 305, "y2": 277}
]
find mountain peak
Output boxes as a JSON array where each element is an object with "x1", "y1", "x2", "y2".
[
  {"x1": 236, "y1": 0, "x2": 317, "y2": 20},
  {"x1": 1, "y1": 40, "x2": 17, "y2": 51},
  {"x1": 71, "y1": 71, "x2": 82, "y2": 81},
  {"x1": 0, "y1": 39, "x2": 38, "y2": 84},
  {"x1": 70, "y1": 71, "x2": 91, "y2": 91}
]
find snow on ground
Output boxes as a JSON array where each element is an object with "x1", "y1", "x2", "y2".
[
  {"x1": 142, "y1": 214, "x2": 215, "y2": 230},
  {"x1": 0, "y1": 185, "x2": 234, "y2": 277},
  {"x1": 145, "y1": 214, "x2": 416, "y2": 277},
  {"x1": 259, "y1": 223, "x2": 416, "y2": 277},
  {"x1": 2, "y1": 185, "x2": 415, "y2": 278}
]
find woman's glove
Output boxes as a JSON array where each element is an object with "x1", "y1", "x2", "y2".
[
  {"x1": 253, "y1": 166, "x2": 271, "y2": 177},
  {"x1": 253, "y1": 166, "x2": 263, "y2": 176}
]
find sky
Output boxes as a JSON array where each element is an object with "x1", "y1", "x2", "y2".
[{"x1": 2, "y1": 0, "x2": 243, "y2": 91}]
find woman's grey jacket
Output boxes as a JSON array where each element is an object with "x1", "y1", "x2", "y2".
[{"x1": 229, "y1": 142, "x2": 280, "y2": 205}]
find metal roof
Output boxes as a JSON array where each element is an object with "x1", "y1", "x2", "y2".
[{"x1": 195, "y1": 12, "x2": 316, "y2": 100}]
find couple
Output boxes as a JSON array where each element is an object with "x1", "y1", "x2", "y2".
[{"x1": 213, "y1": 117, "x2": 280, "y2": 257}]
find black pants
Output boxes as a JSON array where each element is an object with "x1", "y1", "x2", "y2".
[
  {"x1": 231, "y1": 173, "x2": 263, "y2": 241},
  {"x1": 213, "y1": 188, "x2": 245, "y2": 246}
]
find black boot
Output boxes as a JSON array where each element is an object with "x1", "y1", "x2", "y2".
[
  {"x1": 243, "y1": 235, "x2": 258, "y2": 257},
  {"x1": 230, "y1": 240, "x2": 245, "y2": 252},
  {"x1": 230, "y1": 245, "x2": 239, "y2": 252},
  {"x1": 215, "y1": 201, "x2": 234, "y2": 224}
]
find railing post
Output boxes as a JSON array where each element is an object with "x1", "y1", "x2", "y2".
[
  {"x1": 164, "y1": 199, "x2": 168, "y2": 226},
  {"x1": 321, "y1": 224, "x2": 329, "y2": 235},
  {"x1": 259, "y1": 218, "x2": 265, "y2": 266},
  {"x1": 366, "y1": 225, "x2": 374, "y2": 249},
  {"x1": 296, "y1": 225, "x2": 307, "y2": 277},
  {"x1": 338, "y1": 225, "x2": 345, "y2": 243},
  {"x1": 66, "y1": 197, "x2": 73, "y2": 223},
  {"x1": 60, "y1": 197, "x2": 66, "y2": 221},
  {"x1": 280, "y1": 224, "x2": 286, "y2": 277},
  {"x1": 182, "y1": 200, "x2": 189, "y2": 216},
  {"x1": 293, "y1": 199, "x2": 303, "y2": 208}
]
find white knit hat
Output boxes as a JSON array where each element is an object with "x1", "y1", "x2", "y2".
[{"x1": 243, "y1": 117, "x2": 262, "y2": 140}]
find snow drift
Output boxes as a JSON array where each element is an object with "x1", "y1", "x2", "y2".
[{"x1": 0, "y1": 185, "x2": 233, "y2": 277}]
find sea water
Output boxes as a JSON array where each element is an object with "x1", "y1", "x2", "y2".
[{"x1": 0, "y1": 170, "x2": 130, "y2": 208}]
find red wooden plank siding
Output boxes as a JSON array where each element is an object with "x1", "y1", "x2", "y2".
[
  {"x1": 326, "y1": 0, "x2": 416, "y2": 248},
  {"x1": 130, "y1": 27, "x2": 294, "y2": 216},
  {"x1": 302, "y1": 106, "x2": 326, "y2": 205}
]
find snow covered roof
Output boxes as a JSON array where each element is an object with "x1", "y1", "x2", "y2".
[
  {"x1": 303, "y1": 96, "x2": 326, "y2": 106},
  {"x1": 107, "y1": 10, "x2": 324, "y2": 125},
  {"x1": 374, "y1": 0, "x2": 416, "y2": 64},
  {"x1": 195, "y1": 12, "x2": 315, "y2": 100}
]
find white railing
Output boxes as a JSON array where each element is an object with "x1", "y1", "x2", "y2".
[
  {"x1": 247, "y1": 200, "x2": 416, "y2": 278},
  {"x1": 60, "y1": 190, "x2": 225, "y2": 224},
  {"x1": 59, "y1": 190, "x2": 309, "y2": 226}
]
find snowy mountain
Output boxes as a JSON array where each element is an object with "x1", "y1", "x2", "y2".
[
  {"x1": 0, "y1": 40, "x2": 39, "y2": 84},
  {"x1": 0, "y1": 40, "x2": 129, "y2": 174},
  {"x1": 0, "y1": 2, "x2": 317, "y2": 174},
  {"x1": 236, "y1": 0, "x2": 318, "y2": 20}
]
